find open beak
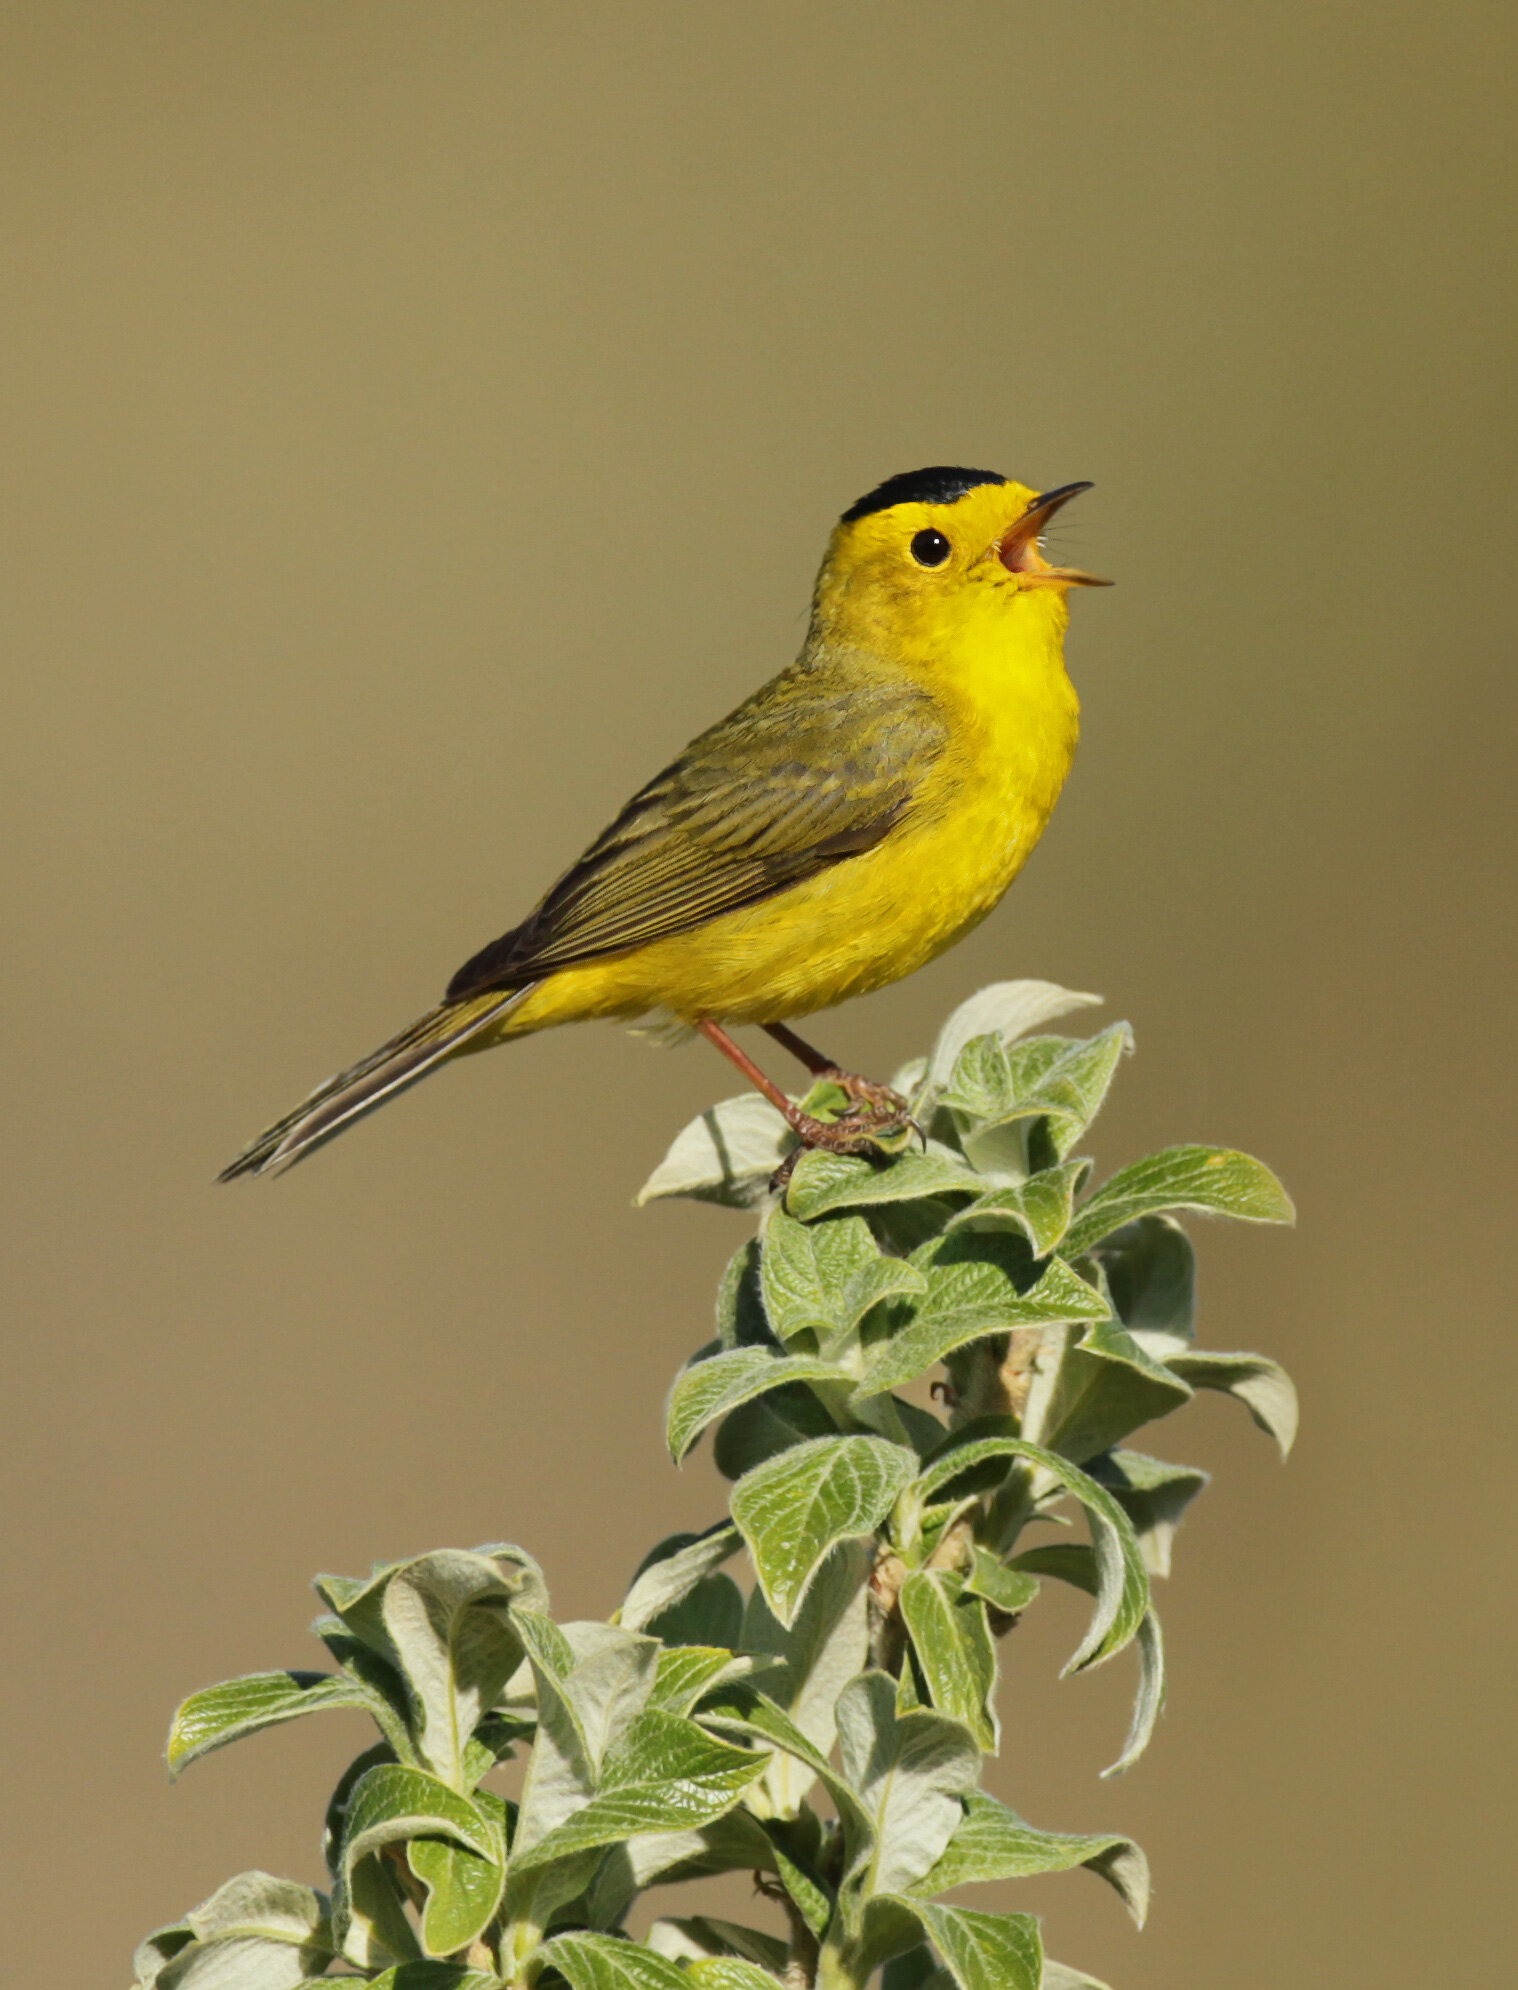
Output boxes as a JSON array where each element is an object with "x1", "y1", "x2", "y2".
[{"x1": 998, "y1": 482, "x2": 1112, "y2": 587}]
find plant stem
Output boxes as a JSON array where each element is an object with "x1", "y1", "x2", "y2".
[{"x1": 759, "y1": 1872, "x2": 822, "y2": 1989}]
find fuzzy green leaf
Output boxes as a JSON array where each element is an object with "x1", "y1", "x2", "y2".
[
  {"x1": 1089, "y1": 1451, "x2": 1210, "y2": 1577},
  {"x1": 647, "y1": 1916, "x2": 789, "y2": 1972},
  {"x1": 686, "y1": 1963, "x2": 791, "y2": 1988},
  {"x1": 740, "y1": 1539, "x2": 871, "y2": 1815},
  {"x1": 636, "y1": 1095, "x2": 791, "y2": 1209},
  {"x1": 312, "y1": 1568, "x2": 400, "y2": 1657},
  {"x1": 732, "y1": 1434, "x2": 918, "y2": 1625},
  {"x1": 132, "y1": 1923, "x2": 196, "y2": 1989},
  {"x1": 712, "y1": 1379, "x2": 838, "y2": 1479},
  {"x1": 1092, "y1": 1214, "x2": 1196, "y2": 1343},
  {"x1": 513, "y1": 1707, "x2": 768, "y2": 1870},
  {"x1": 580, "y1": 1805, "x2": 779, "y2": 1931},
  {"x1": 961, "y1": 1548, "x2": 1039, "y2": 1617},
  {"x1": 1166, "y1": 1349, "x2": 1299, "y2": 1456},
  {"x1": 944, "y1": 1026, "x2": 1132, "y2": 1175},
  {"x1": 760, "y1": 1814, "x2": 836, "y2": 1937},
  {"x1": 315, "y1": 1543, "x2": 545, "y2": 1670},
  {"x1": 858, "y1": 1249, "x2": 1108, "y2": 1397},
  {"x1": 1040, "y1": 1965, "x2": 1115, "y2": 1990},
  {"x1": 917, "y1": 982, "x2": 1103, "y2": 1107},
  {"x1": 761, "y1": 1208, "x2": 927, "y2": 1349},
  {"x1": 1020, "y1": 1314, "x2": 1193, "y2": 1465},
  {"x1": 139, "y1": 1874, "x2": 335, "y2": 1990},
  {"x1": 341, "y1": 1764, "x2": 501, "y2": 1875},
  {"x1": 891, "y1": 1900, "x2": 1043, "y2": 1990},
  {"x1": 645, "y1": 1574, "x2": 746, "y2": 1653},
  {"x1": 879, "y1": 1948, "x2": 951, "y2": 1990},
  {"x1": 167, "y1": 1670, "x2": 379, "y2": 1779},
  {"x1": 666, "y1": 1346, "x2": 852, "y2": 1462},
  {"x1": 406, "y1": 1831, "x2": 505, "y2": 1959},
  {"x1": 1011, "y1": 1542, "x2": 1167, "y2": 1774},
  {"x1": 895, "y1": 1576, "x2": 1002, "y2": 1751},
  {"x1": 846, "y1": 1896, "x2": 932, "y2": 1983},
  {"x1": 542, "y1": 1931, "x2": 692, "y2": 1990},
  {"x1": 1065, "y1": 1144, "x2": 1294, "y2": 1253},
  {"x1": 548, "y1": 1932, "x2": 787, "y2": 1990},
  {"x1": 700, "y1": 1686, "x2": 876, "y2": 1856},
  {"x1": 620, "y1": 1523, "x2": 742, "y2": 1632},
  {"x1": 647, "y1": 1644, "x2": 757, "y2": 1718},
  {"x1": 945, "y1": 1160, "x2": 1090, "y2": 1255},
  {"x1": 380, "y1": 1550, "x2": 532, "y2": 1791},
  {"x1": 155, "y1": 1944, "x2": 326, "y2": 1990},
  {"x1": 509, "y1": 1614, "x2": 661, "y2": 1859},
  {"x1": 337, "y1": 1831, "x2": 422, "y2": 1969},
  {"x1": 913, "y1": 1789, "x2": 1149, "y2": 1924},
  {"x1": 1111, "y1": 1608, "x2": 1166, "y2": 1778},
  {"x1": 784, "y1": 1147, "x2": 983, "y2": 1221},
  {"x1": 310, "y1": 1631, "x2": 418, "y2": 1762},
  {"x1": 836, "y1": 1672, "x2": 982, "y2": 1905},
  {"x1": 714, "y1": 1236, "x2": 770, "y2": 1348},
  {"x1": 365, "y1": 1968, "x2": 501, "y2": 1990},
  {"x1": 898, "y1": 1572, "x2": 998, "y2": 1750},
  {"x1": 911, "y1": 1426, "x2": 1149, "y2": 1673},
  {"x1": 460, "y1": 1710, "x2": 530, "y2": 1788},
  {"x1": 1013, "y1": 1028, "x2": 1131, "y2": 1151}
]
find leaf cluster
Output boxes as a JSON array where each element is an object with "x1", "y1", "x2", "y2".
[{"x1": 134, "y1": 984, "x2": 1293, "y2": 1990}]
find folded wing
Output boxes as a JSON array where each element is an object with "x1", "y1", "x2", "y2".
[{"x1": 447, "y1": 671, "x2": 945, "y2": 1000}]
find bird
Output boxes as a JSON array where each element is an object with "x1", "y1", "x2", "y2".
[{"x1": 220, "y1": 466, "x2": 1107, "y2": 1180}]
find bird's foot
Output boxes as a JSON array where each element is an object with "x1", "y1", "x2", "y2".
[
  {"x1": 819, "y1": 1067, "x2": 913, "y2": 1119},
  {"x1": 768, "y1": 1094, "x2": 919, "y2": 1196},
  {"x1": 817, "y1": 1069, "x2": 925, "y2": 1154},
  {"x1": 788, "y1": 1099, "x2": 909, "y2": 1153},
  {"x1": 694, "y1": 1020, "x2": 921, "y2": 1195}
]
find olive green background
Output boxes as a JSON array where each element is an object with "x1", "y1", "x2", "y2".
[{"x1": 2, "y1": 5, "x2": 1513, "y2": 1984}]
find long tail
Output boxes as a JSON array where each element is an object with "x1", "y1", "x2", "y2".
[{"x1": 218, "y1": 986, "x2": 534, "y2": 1180}]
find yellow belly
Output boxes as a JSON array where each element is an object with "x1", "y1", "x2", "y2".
[{"x1": 492, "y1": 647, "x2": 1078, "y2": 1038}]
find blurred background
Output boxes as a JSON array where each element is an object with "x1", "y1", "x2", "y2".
[{"x1": 2, "y1": 5, "x2": 1513, "y2": 1984}]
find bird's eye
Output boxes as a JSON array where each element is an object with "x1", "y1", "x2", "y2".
[{"x1": 910, "y1": 528, "x2": 952, "y2": 567}]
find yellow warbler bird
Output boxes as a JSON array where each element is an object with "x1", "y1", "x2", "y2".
[{"x1": 221, "y1": 467, "x2": 1106, "y2": 1179}]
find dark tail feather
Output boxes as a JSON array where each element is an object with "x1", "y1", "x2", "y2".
[{"x1": 218, "y1": 988, "x2": 533, "y2": 1180}]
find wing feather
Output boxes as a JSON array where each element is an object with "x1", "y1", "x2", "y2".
[{"x1": 446, "y1": 670, "x2": 943, "y2": 1001}]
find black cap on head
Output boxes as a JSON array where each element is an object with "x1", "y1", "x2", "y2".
[{"x1": 841, "y1": 465, "x2": 1007, "y2": 524}]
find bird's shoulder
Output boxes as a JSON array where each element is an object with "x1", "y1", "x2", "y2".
[{"x1": 643, "y1": 650, "x2": 949, "y2": 827}]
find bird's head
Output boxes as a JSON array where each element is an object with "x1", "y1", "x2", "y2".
[{"x1": 813, "y1": 466, "x2": 1109, "y2": 657}]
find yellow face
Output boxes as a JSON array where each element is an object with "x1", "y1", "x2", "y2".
[{"x1": 812, "y1": 470, "x2": 1107, "y2": 654}]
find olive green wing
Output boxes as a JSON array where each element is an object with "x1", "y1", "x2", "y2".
[{"x1": 445, "y1": 672, "x2": 945, "y2": 1000}]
